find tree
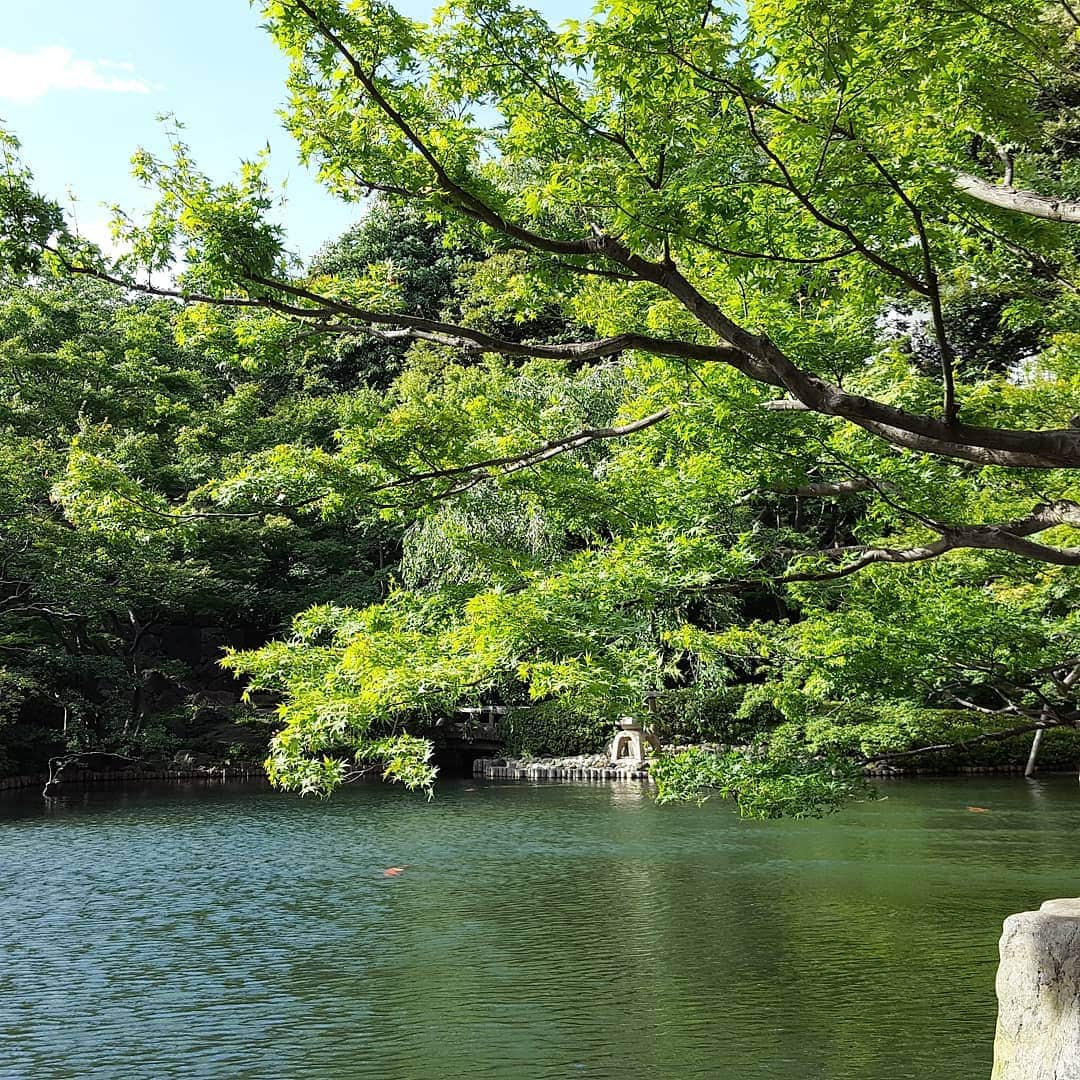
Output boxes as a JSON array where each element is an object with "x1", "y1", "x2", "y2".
[
  {"x1": 21, "y1": 0, "x2": 1080, "y2": 549},
  {"x1": 307, "y1": 202, "x2": 469, "y2": 387},
  {"x1": 6, "y1": 0, "x2": 1080, "y2": 809},
  {"x1": 0, "y1": 275, "x2": 406, "y2": 774}
]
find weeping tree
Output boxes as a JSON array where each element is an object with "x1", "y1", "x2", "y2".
[{"x1": 4, "y1": 0, "x2": 1080, "y2": 811}]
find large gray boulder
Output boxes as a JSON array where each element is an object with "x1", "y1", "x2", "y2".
[{"x1": 993, "y1": 898, "x2": 1080, "y2": 1079}]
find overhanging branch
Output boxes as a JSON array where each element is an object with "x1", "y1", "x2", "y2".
[
  {"x1": 782, "y1": 500, "x2": 1080, "y2": 581},
  {"x1": 863, "y1": 718, "x2": 1073, "y2": 765},
  {"x1": 62, "y1": 257, "x2": 740, "y2": 368},
  {"x1": 61, "y1": 1, "x2": 1080, "y2": 477},
  {"x1": 111, "y1": 409, "x2": 676, "y2": 525},
  {"x1": 955, "y1": 173, "x2": 1080, "y2": 222}
]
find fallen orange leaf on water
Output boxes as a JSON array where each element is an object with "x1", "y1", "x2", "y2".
[
  {"x1": 383, "y1": 866, "x2": 407, "y2": 877},
  {"x1": 966, "y1": 806, "x2": 990, "y2": 813}
]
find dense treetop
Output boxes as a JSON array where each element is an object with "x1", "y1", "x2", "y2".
[{"x1": 2, "y1": 0, "x2": 1080, "y2": 812}]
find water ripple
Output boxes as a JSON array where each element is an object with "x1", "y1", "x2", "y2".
[{"x1": 0, "y1": 777, "x2": 1077, "y2": 1079}]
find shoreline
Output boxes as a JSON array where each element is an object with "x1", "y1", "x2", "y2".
[
  {"x1": 474, "y1": 757, "x2": 653, "y2": 782},
  {"x1": 0, "y1": 765, "x2": 267, "y2": 795},
  {"x1": 473, "y1": 754, "x2": 1079, "y2": 783},
  {"x1": 3, "y1": 759, "x2": 1075, "y2": 797}
]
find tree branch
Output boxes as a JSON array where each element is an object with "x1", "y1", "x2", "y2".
[
  {"x1": 365, "y1": 408, "x2": 673, "y2": 495},
  {"x1": 63, "y1": 1, "x2": 1080, "y2": 477},
  {"x1": 954, "y1": 173, "x2": 1080, "y2": 222},
  {"x1": 109, "y1": 410, "x2": 675, "y2": 525},
  {"x1": 288, "y1": 0, "x2": 613, "y2": 260},
  {"x1": 772, "y1": 478, "x2": 875, "y2": 498},
  {"x1": 864, "y1": 718, "x2": 1071, "y2": 765},
  {"x1": 62, "y1": 256, "x2": 742, "y2": 369},
  {"x1": 782, "y1": 500, "x2": 1080, "y2": 581}
]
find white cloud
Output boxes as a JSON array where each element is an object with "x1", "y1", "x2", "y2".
[{"x1": 0, "y1": 46, "x2": 152, "y2": 102}]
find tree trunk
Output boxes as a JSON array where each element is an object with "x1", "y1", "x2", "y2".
[{"x1": 1023, "y1": 728, "x2": 1044, "y2": 778}]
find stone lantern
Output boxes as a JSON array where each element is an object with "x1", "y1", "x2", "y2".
[{"x1": 608, "y1": 715, "x2": 660, "y2": 767}]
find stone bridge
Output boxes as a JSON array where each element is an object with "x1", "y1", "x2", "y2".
[{"x1": 432, "y1": 706, "x2": 510, "y2": 773}]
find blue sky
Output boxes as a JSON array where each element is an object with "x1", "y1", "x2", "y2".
[{"x1": 1, "y1": 0, "x2": 576, "y2": 263}]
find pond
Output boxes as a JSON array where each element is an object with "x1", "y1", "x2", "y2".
[{"x1": 1, "y1": 776, "x2": 1077, "y2": 1079}]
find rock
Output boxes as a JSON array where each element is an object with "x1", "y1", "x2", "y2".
[
  {"x1": 992, "y1": 898, "x2": 1080, "y2": 1079},
  {"x1": 193, "y1": 690, "x2": 239, "y2": 708}
]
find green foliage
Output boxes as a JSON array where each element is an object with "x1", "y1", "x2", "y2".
[
  {"x1": 650, "y1": 686, "x2": 784, "y2": 747},
  {"x1": 6, "y1": 0, "x2": 1080, "y2": 816},
  {"x1": 0, "y1": 129, "x2": 69, "y2": 277},
  {"x1": 307, "y1": 202, "x2": 473, "y2": 387},
  {"x1": 496, "y1": 701, "x2": 610, "y2": 758},
  {"x1": 653, "y1": 747, "x2": 879, "y2": 820},
  {"x1": 0, "y1": 277, "x2": 404, "y2": 774},
  {"x1": 225, "y1": 522, "x2": 747, "y2": 792},
  {"x1": 775, "y1": 704, "x2": 1080, "y2": 771}
]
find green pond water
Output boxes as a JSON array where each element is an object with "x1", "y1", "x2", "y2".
[{"x1": 1, "y1": 776, "x2": 1078, "y2": 1079}]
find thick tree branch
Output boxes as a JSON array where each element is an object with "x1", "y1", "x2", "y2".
[
  {"x1": 68, "y1": 240, "x2": 1080, "y2": 470},
  {"x1": 773, "y1": 478, "x2": 876, "y2": 498},
  {"x1": 62, "y1": 257, "x2": 741, "y2": 369},
  {"x1": 782, "y1": 500, "x2": 1080, "y2": 581},
  {"x1": 954, "y1": 173, "x2": 1080, "y2": 222},
  {"x1": 864, "y1": 718, "x2": 1073, "y2": 765},
  {"x1": 282, "y1": 1, "x2": 1080, "y2": 468}
]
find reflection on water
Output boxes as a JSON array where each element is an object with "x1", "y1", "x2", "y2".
[{"x1": 0, "y1": 776, "x2": 1077, "y2": 1079}]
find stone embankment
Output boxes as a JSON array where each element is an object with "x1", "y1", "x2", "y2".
[
  {"x1": 475, "y1": 751, "x2": 1049, "y2": 783},
  {"x1": 863, "y1": 763, "x2": 1039, "y2": 778},
  {"x1": 473, "y1": 754, "x2": 653, "y2": 781},
  {"x1": 0, "y1": 766, "x2": 265, "y2": 793}
]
